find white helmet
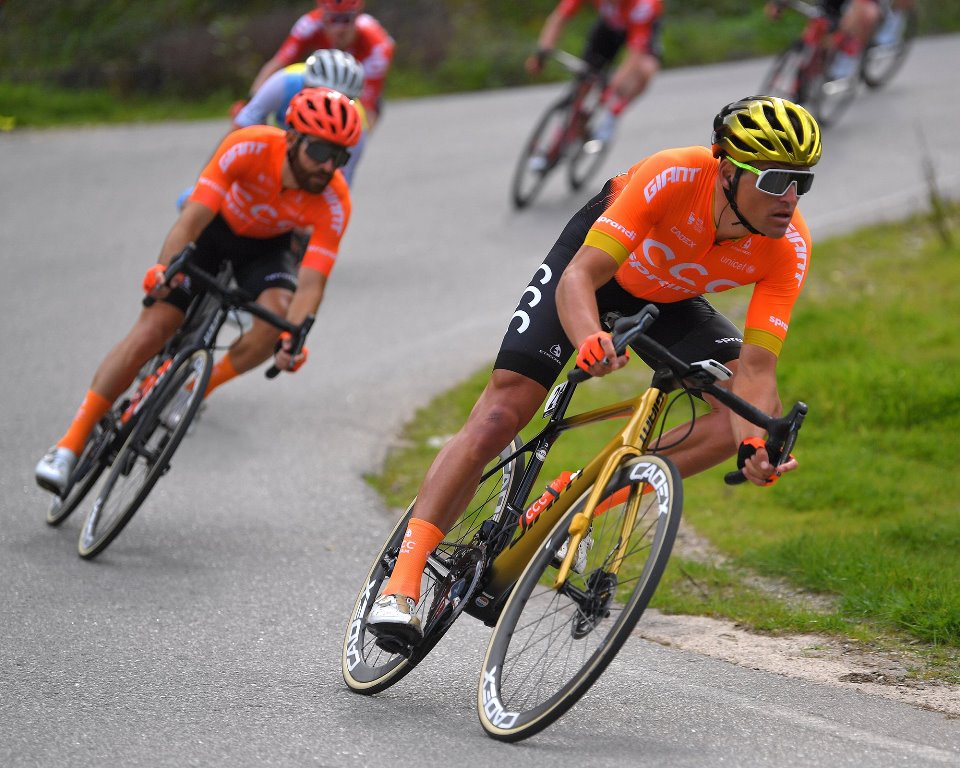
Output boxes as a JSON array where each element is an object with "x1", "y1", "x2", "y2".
[{"x1": 303, "y1": 49, "x2": 365, "y2": 100}]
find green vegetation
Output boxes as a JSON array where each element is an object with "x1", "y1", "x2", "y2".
[
  {"x1": 2, "y1": 0, "x2": 960, "y2": 127},
  {"x1": 367, "y1": 205, "x2": 960, "y2": 681}
]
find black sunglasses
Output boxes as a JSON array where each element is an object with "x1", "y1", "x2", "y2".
[
  {"x1": 729, "y1": 157, "x2": 815, "y2": 196},
  {"x1": 302, "y1": 138, "x2": 351, "y2": 168}
]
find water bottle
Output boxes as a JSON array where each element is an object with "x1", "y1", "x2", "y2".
[{"x1": 521, "y1": 470, "x2": 576, "y2": 530}]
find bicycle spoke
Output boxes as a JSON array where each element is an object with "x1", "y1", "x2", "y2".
[{"x1": 480, "y1": 455, "x2": 682, "y2": 741}]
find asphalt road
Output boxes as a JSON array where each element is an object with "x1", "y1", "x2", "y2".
[{"x1": 2, "y1": 35, "x2": 959, "y2": 768}]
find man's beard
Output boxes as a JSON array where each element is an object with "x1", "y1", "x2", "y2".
[{"x1": 288, "y1": 144, "x2": 333, "y2": 194}]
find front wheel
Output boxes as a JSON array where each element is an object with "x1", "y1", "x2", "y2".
[
  {"x1": 478, "y1": 454, "x2": 681, "y2": 742},
  {"x1": 761, "y1": 42, "x2": 807, "y2": 102},
  {"x1": 77, "y1": 349, "x2": 211, "y2": 559},
  {"x1": 511, "y1": 97, "x2": 573, "y2": 210},
  {"x1": 342, "y1": 436, "x2": 525, "y2": 695}
]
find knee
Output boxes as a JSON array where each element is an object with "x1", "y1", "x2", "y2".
[{"x1": 459, "y1": 402, "x2": 527, "y2": 463}]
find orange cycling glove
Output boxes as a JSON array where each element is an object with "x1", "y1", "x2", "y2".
[
  {"x1": 142, "y1": 263, "x2": 166, "y2": 295},
  {"x1": 576, "y1": 331, "x2": 628, "y2": 374},
  {"x1": 276, "y1": 331, "x2": 309, "y2": 373},
  {"x1": 736, "y1": 436, "x2": 793, "y2": 486},
  {"x1": 576, "y1": 331, "x2": 610, "y2": 372}
]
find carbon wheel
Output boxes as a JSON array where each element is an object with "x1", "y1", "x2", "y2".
[
  {"x1": 77, "y1": 349, "x2": 211, "y2": 559},
  {"x1": 343, "y1": 436, "x2": 525, "y2": 694},
  {"x1": 511, "y1": 97, "x2": 573, "y2": 210},
  {"x1": 479, "y1": 454, "x2": 681, "y2": 742}
]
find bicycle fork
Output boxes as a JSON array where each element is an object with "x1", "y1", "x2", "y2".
[{"x1": 552, "y1": 386, "x2": 668, "y2": 588}]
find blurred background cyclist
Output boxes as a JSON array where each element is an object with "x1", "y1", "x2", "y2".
[
  {"x1": 246, "y1": 0, "x2": 394, "y2": 132},
  {"x1": 526, "y1": 0, "x2": 664, "y2": 146}
]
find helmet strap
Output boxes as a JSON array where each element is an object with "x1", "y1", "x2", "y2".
[{"x1": 721, "y1": 166, "x2": 762, "y2": 236}]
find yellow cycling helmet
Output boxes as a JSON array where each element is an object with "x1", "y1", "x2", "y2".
[{"x1": 711, "y1": 95, "x2": 821, "y2": 167}]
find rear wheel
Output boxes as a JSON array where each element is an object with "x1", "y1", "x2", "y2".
[
  {"x1": 478, "y1": 454, "x2": 681, "y2": 742},
  {"x1": 860, "y1": 7, "x2": 917, "y2": 89},
  {"x1": 77, "y1": 349, "x2": 211, "y2": 559},
  {"x1": 343, "y1": 436, "x2": 525, "y2": 694},
  {"x1": 761, "y1": 42, "x2": 807, "y2": 102},
  {"x1": 511, "y1": 97, "x2": 573, "y2": 210}
]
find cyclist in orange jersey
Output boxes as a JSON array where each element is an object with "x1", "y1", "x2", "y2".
[
  {"x1": 365, "y1": 96, "x2": 822, "y2": 645},
  {"x1": 35, "y1": 88, "x2": 362, "y2": 495},
  {"x1": 526, "y1": 0, "x2": 663, "y2": 144}
]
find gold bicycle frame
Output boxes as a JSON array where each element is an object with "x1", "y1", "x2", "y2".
[{"x1": 481, "y1": 384, "x2": 670, "y2": 599}]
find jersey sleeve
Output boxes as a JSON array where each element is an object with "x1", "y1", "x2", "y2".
[
  {"x1": 356, "y1": 19, "x2": 395, "y2": 114},
  {"x1": 742, "y1": 218, "x2": 812, "y2": 356},
  {"x1": 555, "y1": 0, "x2": 585, "y2": 20},
  {"x1": 300, "y1": 177, "x2": 352, "y2": 277},
  {"x1": 188, "y1": 129, "x2": 270, "y2": 214},
  {"x1": 234, "y1": 69, "x2": 286, "y2": 127}
]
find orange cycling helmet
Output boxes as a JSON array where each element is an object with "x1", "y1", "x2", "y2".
[
  {"x1": 711, "y1": 95, "x2": 821, "y2": 167},
  {"x1": 317, "y1": 0, "x2": 363, "y2": 11},
  {"x1": 286, "y1": 87, "x2": 362, "y2": 147}
]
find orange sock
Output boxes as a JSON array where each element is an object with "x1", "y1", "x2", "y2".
[
  {"x1": 383, "y1": 517, "x2": 445, "y2": 603},
  {"x1": 57, "y1": 390, "x2": 112, "y2": 454},
  {"x1": 204, "y1": 353, "x2": 240, "y2": 397}
]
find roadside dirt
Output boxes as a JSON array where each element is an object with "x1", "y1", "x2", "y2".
[{"x1": 635, "y1": 521, "x2": 960, "y2": 719}]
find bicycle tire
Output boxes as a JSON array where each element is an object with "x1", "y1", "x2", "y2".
[
  {"x1": 77, "y1": 348, "x2": 211, "y2": 559},
  {"x1": 806, "y1": 48, "x2": 860, "y2": 128},
  {"x1": 46, "y1": 418, "x2": 114, "y2": 527},
  {"x1": 343, "y1": 436, "x2": 525, "y2": 695},
  {"x1": 567, "y1": 129, "x2": 611, "y2": 192},
  {"x1": 761, "y1": 42, "x2": 807, "y2": 102},
  {"x1": 511, "y1": 97, "x2": 573, "y2": 210},
  {"x1": 478, "y1": 453, "x2": 681, "y2": 742},
  {"x1": 567, "y1": 84, "x2": 610, "y2": 191},
  {"x1": 860, "y1": 8, "x2": 917, "y2": 89}
]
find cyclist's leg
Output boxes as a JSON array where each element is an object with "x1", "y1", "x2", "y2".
[
  {"x1": 371, "y1": 187, "x2": 621, "y2": 624},
  {"x1": 36, "y1": 301, "x2": 183, "y2": 493}
]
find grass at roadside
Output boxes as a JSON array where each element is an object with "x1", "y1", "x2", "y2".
[{"x1": 367, "y1": 206, "x2": 960, "y2": 682}]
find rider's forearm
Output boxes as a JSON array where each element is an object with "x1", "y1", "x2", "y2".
[
  {"x1": 729, "y1": 344, "x2": 783, "y2": 443},
  {"x1": 538, "y1": 9, "x2": 567, "y2": 51},
  {"x1": 250, "y1": 56, "x2": 283, "y2": 96},
  {"x1": 286, "y1": 266, "x2": 326, "y2": 326},
  {"x1": 556, "y1": 246, "x2": 619, "y2": 346}
]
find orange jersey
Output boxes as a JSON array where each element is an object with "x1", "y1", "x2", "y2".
[
  {"x1": 188, "y1": 126, "x2": 351, "y2": 277},
  {"x1": 584, "y1": 146, "x2": 811, "y2": 356}
]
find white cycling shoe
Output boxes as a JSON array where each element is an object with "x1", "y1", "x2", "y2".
[
  {"x1": 366, "y1": 594, "x2": 423, "y2": 646},
  {"x1": 553, "y1": 531, "x2": 594, "y2": 574},
  {"x1": 35, "y1": 446, "x2": 77, "y2": 495}
]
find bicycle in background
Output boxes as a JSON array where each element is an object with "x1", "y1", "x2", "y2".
[
  {"x1": 45, "y1": 245, "x2": 313, "y2": 559},
  {"x1": 511, "y1": 50, "x2": 613, "y2": 210},
  {"x1": 762, "y1": 0, "x2": 917, "y2": 127},
  {"x1": 342, "y1": 305, "x2": 807, "y2": 741}
]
